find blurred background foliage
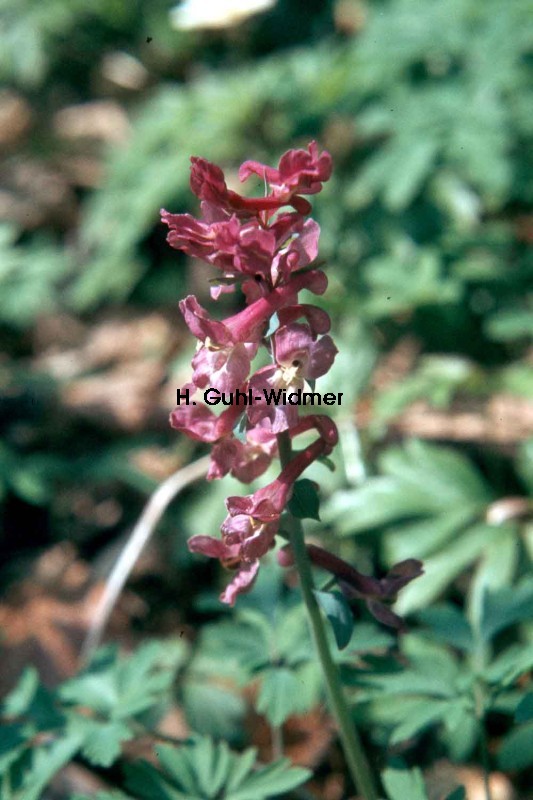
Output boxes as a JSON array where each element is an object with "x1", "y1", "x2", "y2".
[{"x1": 0, "y1": 0, "x2": 532, "y2": 796}]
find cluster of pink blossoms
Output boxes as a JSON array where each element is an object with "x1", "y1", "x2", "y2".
[
  {"x1": 162, "y1": 142, "x2": 339, "y2": 604},
  {"x1": 163, "y1": 142, "x2": 422, "y2": 615}
]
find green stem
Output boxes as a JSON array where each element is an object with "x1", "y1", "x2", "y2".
[
  {"x1": 480, "y1": 726, "x2": 493, "y2": 800},
  {"x1": 474, "y1": 683, "x2": 492, "y2": 800},
  {"x1": 277, "y1": 432, "x2": 380, "y2": 800}
]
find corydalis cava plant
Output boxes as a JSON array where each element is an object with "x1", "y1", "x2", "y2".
[{"x1": 162, "y1": 143, "x2": 421, "y2": 616}]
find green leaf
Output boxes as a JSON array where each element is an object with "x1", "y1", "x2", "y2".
[
  {"x1": 255, "y1": 668, "x2": 303, "y2": 727},
  {"x1": 380, "y1": 440, "x2": 490, "y2": 508},
  {"x1": 60, "y1": 640, "x2": 185, "y2": 721},
  {"x1": 395, "y1": 524, "x2": 500, "y2": 614},
  {"x1": 2, "y1": 668, "x2": 39, "y2": 717},
  {"x1": 389, "y1": 699, "x2": 447, "y2": 744},
  {"x1": 484, "y1": 643, "x2": 533, "y2": 686},
  {"x1": 382, "y1": 767, "x2": 428, "y2": 800},
  {"x1": 445, "y1": 788, "x2": 466, "y2": 800},
  {"x1": 497, "y1": 721, "x2": 533, "y2": 770},
  {"x1": 78, "y1": 719, "x2": 134, "y2": 768},
  {"x1": 383, "y1": 138, "x2": 439, "y2": 210},
  {"x1": 16, "y1": 728, "x2": 85, "y2": 800},
  {"x1": 274, "y1": 605, "x2": 314, "y2": 667},
  {"x1": 439, "y1": 699, "x2": 479, "y2": 761},
  {"x1": 2, "y1": 668, "x2": 64, "y2": 731},
  {"x1": 288, "y1": 479, "x2": 321, "y2": 521},
  {"x1": 416, "y1": 605, "x2": 474, "y2": 652},
  {"x1": 314, "y1": 590, "x2": 354, "y2": 650},
  {"x1": 515, "y1": 693, "x2": 533, "y2": 723},
  {"x1": 326, "y1": 440, "x2": 490, "y2": 540},
  {"x1": 125, "y1": 738, "x2": 310, "y2": 800},
  {"x1": 340, "y1": 622, "x2": 395, "y2": 655},
  {"x1": 479, "y1": 578, "x2": 533, "y2": 642},
  {"x1": 72, "y1": 792, "x2": 133, "y2": 800},
  {"x1": 182, "y1": 679, "x2": 245, "y2": 741},
  {"x1": 0, "y1": 723, "x2": 28, "y2": 776},
  {"x1": 385, "y1": 505, "x2": 481, "y2": 563},
  {"x1": 229, "y1": 758, "x2": 311, "y2": 800}
]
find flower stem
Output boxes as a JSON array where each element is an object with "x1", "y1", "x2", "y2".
[{"x1": 277, "y1": 432, "x2": 380, "y2": 800}]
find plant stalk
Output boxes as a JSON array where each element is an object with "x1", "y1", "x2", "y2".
[{"x1": 277, "y1": 432, "x2": 380, "y2": 800}]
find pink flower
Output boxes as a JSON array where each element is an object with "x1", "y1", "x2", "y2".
[
  {"x1": 187, "y1": 535, "x2": 260, "y2": 606},
  {"x1": 161, "y1": 205, "x2": 322, "y2": 301},
  {"x1": 278, "y1": 304, "x2": 331, "y2": 336},
  {"x1": 187, "y1": 432, "x2": 336, "y2": 605},
  {"x1": 170, "y1": 399, "x2": 241, "y2": 442},
  {"x1": 210, "y1": 428, "x2": 277, "y2": 482},
  {"x1": 279, "y1": 544, "x2": 423, "y2": 631},
  {"x1": 222, "y1": 435, "x2": 333, "y2": 549},
  {"x1": 179, "y1": 296, "x2": 257, "y2": 393},
  {"x1": 179, "y1": 271, "x2": 328, "y2": 395},
  {"x1": 273, "y1": 323, "x2": 338, "y2": 381},
  {"x1": 170, "y1": 390, "x2": 277, "y2": 482},
  {"x1": 239, "y1": 141, "x2": 333, "y2": 214},
  {"x1": 161, "y1": 210, "x2": 277, "y2": 281},
  {"x1": 188, "y1": 143, "x2": 331, "y2": 222},
  {"x1": 247, "y1": 323, "x2": 338, "y2": 431}
]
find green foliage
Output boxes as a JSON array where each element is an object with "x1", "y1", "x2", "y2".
[
  {"x1": 382, "y1": 766, "x2": 464, "y2": 800},
  {"x1": 183, "y1": 600, "x2": 322, "y2": 730},
  {"x1": 0, "y1": 641, "x2": 187, "y2": 795},
  {"x1": 323, "y1": 439, "x2": 532, "y2": 615},
  {"x1": 0, "y1": 225, "x2": 69, "y2": 327},
  {"x1": 349, "y1": 583, "x2": 533, "y2": 760},
  {"x1": 125, "y1": 738, "x2": 310, "y2": 800}
]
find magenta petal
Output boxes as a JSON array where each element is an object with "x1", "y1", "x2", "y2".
[
  {"x1": 190, "y1": 157, "x2": 230, "y2": 206},
  {"x1": 238, "y1": 160, "x2": 278, "y2": 184},
  {"x1": 188, "y1": 535, "x2": 238, "y2": 560},
  {"x1": 209, "y1": 439, "x2": 240, "y2": 480},
  {"x1": 276, "y1": 141, "x2": 333, "y2": 195},
  {"x1": 240, "y1": 520, "x2": 278, "y2": 560},
  {"x1": 273, "y1": 323, "x2": 314, "y2": 367},
  {"x1": 292, "y1": 218, "x2": 320, "y2": 265},
  {"x1": 366, "y1": 599, "x2": 406, "y2": 631},
  {"x1": 170, "y1": 404, "x2": 221, "y2": 442},
  {"x1": 307, "y1": 335, "x2": 338, "y2": 379},
  {"x1": 180, "y1": 296, "x2": 233, "y2": 345},
  {"x1": 220, "y1": 512, "x2": 255, "y2": 545},
  {"x1": 278, "y1": 305, "x2": 331, "y2": 335},
  {"x1": 191, "y1": 343, "x2": 251, "y2": 393},
  {"x1": 220, "y1": 560, "x2": 260, "y2": 605}
]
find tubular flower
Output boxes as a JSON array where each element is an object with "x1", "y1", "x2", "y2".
[{"x1": 279, "y1": 544, "x2": 424, "y2": 631}]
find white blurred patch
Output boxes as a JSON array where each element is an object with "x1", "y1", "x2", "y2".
[{"x1": 170, "y1": 0, "x2": 276, "y2": 30}]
